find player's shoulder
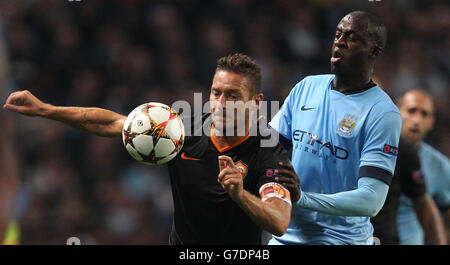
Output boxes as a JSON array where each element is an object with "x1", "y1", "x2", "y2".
[
  {"x1": 305, "y1": 74, "x2": 335, "y2": 80},
  {"x1": 420, "y1": 142, "x2": 450, "y2": 205},
  {"x1": 420, "y1": 142, "x2": 450, "y2": 167},
  {"x1": 253, "y1": 133, "x2": 285, "y2": 159},
  {"x1": 367, "y1": 86, "x2": 400, "y2": 115},
  {"x1": 300, "y1": 74, "x2": 334, "y2": 86},
  {"x1": 288, "y1": 74, "x2": 334, "y2": 97}
]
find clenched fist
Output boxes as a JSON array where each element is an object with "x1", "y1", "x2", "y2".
[{"x1": 3, "y1": 90, "x2": 49, "y2": 117}]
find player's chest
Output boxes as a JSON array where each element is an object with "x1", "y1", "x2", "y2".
[
  {"x1": 290, "y1": 93, "x2": 371, "y2": 162},
  {"x1": 174, "y1": 143, "x2": 258, "y2": 197},
  {"x1": 292, "y1": 93, "x2": 369, "y2": 141}
]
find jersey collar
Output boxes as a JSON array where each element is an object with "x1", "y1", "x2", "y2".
[
  {"x1": 330, "y1": 78, "x2": 376, "y2": 95},
  {"x1": 210, "y1": 124, "x2": 251, "y2": 153}
]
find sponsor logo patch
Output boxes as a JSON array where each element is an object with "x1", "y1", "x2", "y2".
[
  {"x1": 265, "y1": 169, "x2": 274, "y2": 177},
  {"x1": 383, "y1": 144, "x2": 398, "y2": 156}
]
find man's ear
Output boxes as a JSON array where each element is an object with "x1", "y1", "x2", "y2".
[
  {"x1": 253, "y1": 93, "x2": 264, "y2": 109},
  {"x1": 428, "y1": 113, "x2": 435, "y2": 133},
  {"x1": 370, "y1": 46, "x2": 382, "y2": 59}
]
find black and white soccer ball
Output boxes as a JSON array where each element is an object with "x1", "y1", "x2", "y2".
[{"x1": 122, "y1": 103, "x2": 185, "y2": 165}]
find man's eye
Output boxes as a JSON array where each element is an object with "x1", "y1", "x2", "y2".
[
  {"x1": 335, "y1": 33, "x2": 341, "y2": 39},
  {"x1": 348, "y1": 35, "x2": 358, "y2": 42}
]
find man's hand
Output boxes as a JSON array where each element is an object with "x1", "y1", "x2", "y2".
[
  {"x1": 3, "y1": 90, "x2": 49, "y2": 117},
  {"x1": 218, "y1": 155, "x2": 291, "y2": 237},
  {"x1": 218, "y1": 155, "x2": 244, "y2": 201},
  {"x1": 274, "y1": 162, "x2": 301, "y2": 203}
]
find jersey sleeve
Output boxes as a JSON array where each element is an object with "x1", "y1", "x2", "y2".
[
  {"x1": 432, "y1": 160, "x2": 450, "y2": 209},
  {"x1": 268, "y1": 80, "x2": 304, "y2": 140},
  {"x1": 255, "y1": 143, "x2": 292, "y2": 205},
  {"x1": 359, "y1": 111, "x2": 402, "y2": 185}
]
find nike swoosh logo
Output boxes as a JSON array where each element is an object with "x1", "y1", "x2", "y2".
[
  {"x1": 181, "y1": 153, "x2": 200, "y2": 161},
  {"x1": 301, "y1": 106, "x2": 316, "y2": 111}
]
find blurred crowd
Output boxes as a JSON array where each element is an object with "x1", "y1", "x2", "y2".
[{"x1": 0, "y1": 0, "x2": 448, "y2": 244}]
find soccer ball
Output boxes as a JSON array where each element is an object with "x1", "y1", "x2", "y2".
[{"x1": 122, "y1": 103, "x2": 185, "y2": 165}]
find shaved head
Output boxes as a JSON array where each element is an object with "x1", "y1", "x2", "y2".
[
  {"x1": 330, "y1": 11, "x2": 387, "y2": 88},
  {"x1": 345, "y1": 11, "x2": 388, "y2": 52},
  {"x1": 397, "y1": 89, "x2": 434, "y2": 112}
]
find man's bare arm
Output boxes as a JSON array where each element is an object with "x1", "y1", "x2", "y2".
[
  {"x1": 233, "y1": 190, "x2": 291, "y2": 237},
  {"x1": 413, "y1": 194, "x2": 447, "y2": 245},
  {"x1": 3, "y1": 90, "x2": 125, "y2": 138}
]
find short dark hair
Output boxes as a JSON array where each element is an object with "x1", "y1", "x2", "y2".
[
  {"x1": 216, "y1": 53, "x2": 262, "y2": 96},
  {"x1": 347, "y1": 11, "x2": 388, "y2": 51},
  {"x1": 396, "y1": 89, "x2": 434, "y2": 112}
]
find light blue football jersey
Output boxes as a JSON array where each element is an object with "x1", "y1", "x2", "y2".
[
  {"x1": 397, "y1": 142, "x2": 450, "y2": 245},
  {"x1": 268, "y1": 74, "x2": 402, "y2": 245}
]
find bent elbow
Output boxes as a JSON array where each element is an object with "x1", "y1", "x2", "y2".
[
  {"x1": 365, "y1": 205, "x2": 383, "y2": 217},
  {"x1": 349, "y1": 204, "x2": 382, "y2": 217},
  {"x1": 272, "y1": 225, "x2": 287, "y2": 237},
  {"x1": 271, "y1": 220, "x2": 289, "y2": 237},
  {"x1": 367, "y1": 209, "x2": 379, "y2": 218}
]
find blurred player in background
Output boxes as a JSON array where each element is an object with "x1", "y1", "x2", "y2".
[
  {"x1": 269, "y1": 11, "x2": 401, "y2": 245},
  {"x1": 3, "y1": 53, "x2": 300, "y2": 244},
  {"x1": 371, "y1": 138, "x2": 446, "y2": 245},
  {"x1": 396, "y1": 89, "x2": 450, "y2": 245},
  {"x1": 0, "y1": 16, "x2": 20, "y2": 245}
]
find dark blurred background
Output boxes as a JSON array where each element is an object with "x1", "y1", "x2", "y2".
[{"x1": 0, "y1": 0, "x2": 448, "y2": 244}]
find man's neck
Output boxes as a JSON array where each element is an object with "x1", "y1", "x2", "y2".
[
  {"x1": 413, "y1": 139, "x2": 422, "y2": 150},
  {"x1": 402, "y1": 136, "x2": 423, "y2": 150},
  {"x1": 333, "y1": 72, "x2": 372, "y2": 93},
  {"x1": 211, "y1": 124, "x2": 250, "y2": 150}
]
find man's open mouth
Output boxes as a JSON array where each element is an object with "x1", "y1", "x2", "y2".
[{"x1": 331, "y1": 50, "x2": 343, "y2": 63}]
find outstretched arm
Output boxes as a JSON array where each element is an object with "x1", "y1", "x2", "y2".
[
  {"x1": 297, "y1": 177, "x2": 389, "y2": 217},
  {"x1": 272, "y1": 158, "x2": 389, "y2": 217},
  {"x1": 3, "y1": 90, "x2": 125, "y2": 138}
]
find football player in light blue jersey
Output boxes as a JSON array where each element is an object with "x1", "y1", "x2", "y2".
[
  {"x1": 268, "y1": 11, "x2": 402, "y2": 245},
  {"x1": 396, "y1": 90, "x2": 450, "y2": 245}
]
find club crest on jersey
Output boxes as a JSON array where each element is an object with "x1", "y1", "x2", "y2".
[
  {"x1": 235, "y1": 161, "x2": 248, "y2": 178},
  {"x1": 337, "y1": 114, "x2": 358, "y2": 136}
]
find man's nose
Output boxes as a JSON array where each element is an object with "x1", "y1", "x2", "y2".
[
  {"x1": 411, "y1": 112, "x2": 424, "y2": 124},
  {"x1": 212, "y1": 96, "x2": 225, "y2": 111},
  {"x1": 218, "y1": 94, "x2": 227, "y2": 107},
  {"x1": 334, "y1": 35, "x2": 346, "y2": 48}
]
